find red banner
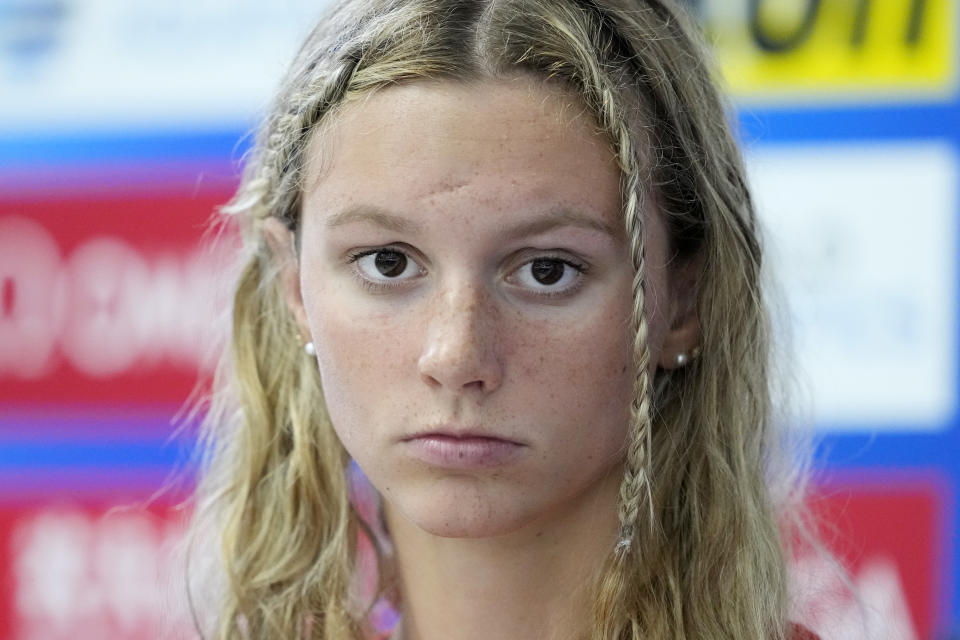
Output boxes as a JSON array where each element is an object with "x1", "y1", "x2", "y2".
[
  {"x1": 0, "y1": 497, "x2": 194, "y2": 640},
  {"x1": 0, "y1": 189, "x2": 235, "y2": 409},
  {"x1": 792, "y1": 475, "x2": 947, "y2": 639},
  {"x1": 0, "y1": 478, "x2": 946, "y2": 640}
]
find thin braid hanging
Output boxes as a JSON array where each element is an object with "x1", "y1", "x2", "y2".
[
  {"x1": 613, "y1": 114, "x2": 655, "y2": 558},
  {"x1": 569, "y1": 0, "x2": 657, "y2": 559}
]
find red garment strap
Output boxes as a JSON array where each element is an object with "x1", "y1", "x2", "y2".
[{"x1": 790, "y1": 623, "x2": 821, "y2": 640}]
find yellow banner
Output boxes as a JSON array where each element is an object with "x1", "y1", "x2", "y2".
[{"x1": 704, "y1": 0, "x2": 956, "y2": 98}]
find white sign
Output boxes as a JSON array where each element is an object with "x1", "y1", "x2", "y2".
[
  {"x1": 747, "y1": 143, "x2": 958, "y2": 431},
  {"x1": 0, "y1": 0, "x2": 336, "y2": 134}
]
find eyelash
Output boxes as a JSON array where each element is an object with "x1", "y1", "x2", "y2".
[{"x1": 345, "y1": 246, "x2": 590, "y2": 297}]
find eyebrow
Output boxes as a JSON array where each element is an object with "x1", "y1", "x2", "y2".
[
  {"x1": 508, "y1": 208, "x2": 620, "y2": 239},
  {"x1": 324, "y1": 204, "x2": 620, "y2": 240},
  {"x1": 325, "y1": 205, "x2": 422, "y2": 233}
]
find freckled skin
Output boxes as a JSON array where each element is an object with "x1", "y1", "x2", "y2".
[{"x1": 289, "y1": 79, "x2": 676, "y2": 540}]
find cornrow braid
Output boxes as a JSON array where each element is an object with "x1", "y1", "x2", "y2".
[{"x1": 263, "y1": 49, "x2": 362, "y2": 232}]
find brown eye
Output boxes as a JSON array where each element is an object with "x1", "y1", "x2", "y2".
[
  {"x1": 510, "y1": 255, "x2": 585, "y2": 296},
  {"x1": 352, "y1": 248, "x2": 422, "y2": 286},
  {"x1": 375, "y1": 251, "x2": 407, "y2": 277},
  {"x1": 530, "y1": 258, "x2": 565, "y2": 285}
]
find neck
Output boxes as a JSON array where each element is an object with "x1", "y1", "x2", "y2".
[{"x1": 383, "y1": 471, "x2": 620, "y2": 640}]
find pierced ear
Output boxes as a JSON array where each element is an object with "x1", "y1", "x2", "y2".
[
  {"x1": 262, "y1": 217, "x2": 310, "y2": 340},
  {"x1": 657, "y1": 253, "x2": 702, "y2": 370}
]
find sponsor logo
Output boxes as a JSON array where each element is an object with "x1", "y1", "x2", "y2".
[
  {"x1": 0, "y1": 216, "x2": 225, "y2": 380},
  {"x1": 0, "y1": 190, "x2": 233, "y2": 407},
  {"x1": 704, "y1": 0, "x2": 955, "y2": 99},
  {"x1": 2, "y1": 504, "x2": 192, "y2": 640}
]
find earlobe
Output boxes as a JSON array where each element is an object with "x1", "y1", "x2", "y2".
[
  {"x1": 659, "y1": 317, "x2": 700, "y2": 370},
  {"x1": 262, "y1": 217, "x2": 311, "y2": 339},
  {"x1": 657, "y1": 255, "x2": 702, "y2": 370}
]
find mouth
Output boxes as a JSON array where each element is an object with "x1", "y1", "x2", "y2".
[
  {"x1": 400, "y1": 428, "x2": 527, "y2": 469},
  {"x1": 401, "y1": 427, "x2": 524, "y2": 444}
]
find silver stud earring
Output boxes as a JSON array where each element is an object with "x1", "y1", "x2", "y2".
[
  {"x1": 675, "y1": 352, "x2": 688, "y2": 367},
  {"x1": 304, "y1": 341, "x2": 317, "y2": 357}
]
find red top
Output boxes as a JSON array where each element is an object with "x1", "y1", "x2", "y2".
[
  {"x1": 373, "y1": 622, "x2": 821, "y2": 639},
  {"x1": 791, "y1": 623, "x2": 821, "y2": 640}
]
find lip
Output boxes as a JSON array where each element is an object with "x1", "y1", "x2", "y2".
[{"x1": 400, "y1": 428, "x2": 527, "y2": 469}]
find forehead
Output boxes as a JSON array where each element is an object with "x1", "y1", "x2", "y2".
[{"x1": 300, "y1": 78, "x2": 624, "y2": 234}]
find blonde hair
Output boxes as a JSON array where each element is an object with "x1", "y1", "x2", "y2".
[{"x1": 188, "y1": 1, "x2": 805, "y2": 638}]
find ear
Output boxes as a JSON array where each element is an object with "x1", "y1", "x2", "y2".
[
  {"x1": 657, "y1": 253, "x2": 701, "y2": 370},
  {"x1": 262, "y1": 217, "x2": 311, "y2": 341}
]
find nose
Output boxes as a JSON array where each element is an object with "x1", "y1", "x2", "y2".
[{"x1": 417, "y1": 283, "x2": 503, "y2": 397}]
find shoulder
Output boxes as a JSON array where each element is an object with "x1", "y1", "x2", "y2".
[{"x1": 789, "y1": 623, "x2": 820, "y2": 640}]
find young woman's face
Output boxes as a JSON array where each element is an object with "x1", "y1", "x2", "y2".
[{"x1": 284, "y1": 78, "x2": 680, "y2": 538}]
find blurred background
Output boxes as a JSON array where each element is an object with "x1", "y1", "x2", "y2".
[{"x1": 0, "y1": 0, "x2": 956, "y2": 638}]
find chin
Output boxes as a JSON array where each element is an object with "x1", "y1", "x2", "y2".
[
  {"x1": 388, "y1": 483, "x2": 536, "y2": 539},
  {"x1": 412, "y1": 513, "x2": 520, "y2": 539}
]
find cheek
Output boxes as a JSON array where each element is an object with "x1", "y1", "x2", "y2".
[
  {"x1": 505, "y1": 296, "x2": 635, "y2": 446},
  {"x1": 516, "y1": 318, "x2": 630, "y2": 396},
  {"x1": 304, "y1": 289, "x2": 418, "y2": 449}
]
